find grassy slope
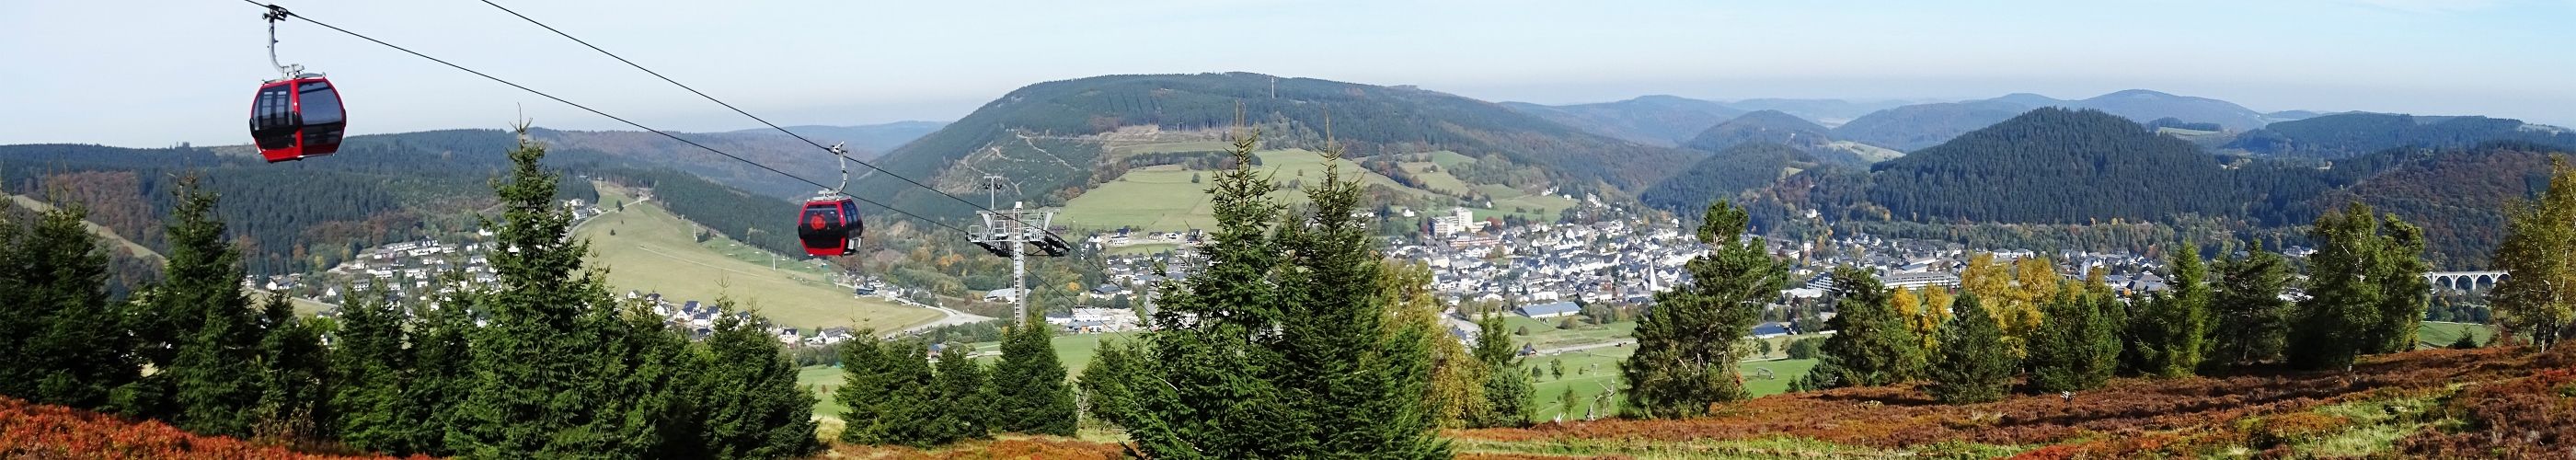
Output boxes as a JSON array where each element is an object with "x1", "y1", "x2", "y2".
[{"x1": 577, "y1": 182, "x2": 938, "y2": 333}]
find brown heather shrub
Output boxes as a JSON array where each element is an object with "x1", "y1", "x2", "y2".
[
  {"x1": 1457, "y1": 348, "x2": 2540, "y2": 456},
  {"x1": 2397, "y1": 365, "x2": 2576, "y2": 458}
]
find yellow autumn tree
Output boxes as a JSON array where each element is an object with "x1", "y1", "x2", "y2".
[
  {"x1": 2006, "y1": 257, "x2": 2062, "y2": 341},
  {"x1": 1892, "y1": 287, "x2": 1932, "y2": 352},
  {"x1": 1914, "y1": 287, "x2": 1957, "y2": 354}
]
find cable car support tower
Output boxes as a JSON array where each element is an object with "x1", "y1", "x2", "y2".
[{"x1": 969, "y1": 175, "x2": 1071, "y2": 325}]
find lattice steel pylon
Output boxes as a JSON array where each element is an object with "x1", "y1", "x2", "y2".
[{"x1": 968, "y1": 176, "x2": 1071, "y2": 325}]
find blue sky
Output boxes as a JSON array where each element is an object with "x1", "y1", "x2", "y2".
[{"x1": 4, "y1": 0, "x2": 2570, "y2": 146}]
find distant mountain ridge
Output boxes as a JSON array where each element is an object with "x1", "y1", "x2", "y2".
[
  {"x1": 728, "y1": 121, "x2": 948, "y2": 154},
  {"x1": 854, "y1": 72, "x2": 1701, "y2": 216},
  {"x1": 1499, "y1": 96, "x2": 1743, "y2": 147},
  {"x1": 1683, "y1": 110, "x2": 1834, "y2": 152}
]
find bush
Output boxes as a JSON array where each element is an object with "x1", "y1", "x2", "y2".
[{"x1": 1786, "y1": 338, "x2": 1824, "y2": 360}]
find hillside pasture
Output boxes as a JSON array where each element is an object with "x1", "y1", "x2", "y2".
[
  {"x1": 577, "y1": 183, "x2": 939, "y2": 333},
  {"x1": 1062, "y1": 149, "x2": 1570, "y2": 231}
]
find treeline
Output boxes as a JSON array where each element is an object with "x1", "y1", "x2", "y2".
[
  {"x1": 1625, "y1": 198, "x2": 2476, "y2": 417},
  {"x1": 2226, "y1": 112, "x2": 2576, "y2": 159},
  {"x1": 0, "y1": 130, "x2": 600, "y2": 275},
  {"x1": 595, "y1": 167, "x2": 804, "y2": 258},
  {"x1": 0, "y1": 136, "x2": 816, "y2": 458}
]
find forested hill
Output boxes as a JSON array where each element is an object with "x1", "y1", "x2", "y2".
[
  {"x1": 0, "y1": 131, "x2": 596, "y2": 275},
  {"x1": 1703, "y1": 108, "x2": 2571, "y2": 268},
  {"x1": 1863, "y1": 108, "x2": 2238, "y2": 224},
  {"x1": 1639, "y1": 143, "x2": 1834, "y2": 212},
  {"x1": 2224, "y1": 113, "x2": 2576, "y2": 159},
  {"x1": 850, "y1": 72, "x2": 1701, "y2": 216},
  {"x1": 1499, "y1": 95, "x2": 1745, "y2": 147},
  {"x1": 1681, "y1": 110, "x2": 1834, "y2": 152}
]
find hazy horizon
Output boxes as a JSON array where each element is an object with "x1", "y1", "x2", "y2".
[{"x1": 7, "y1": 0, "x2": 2571, "y2": 147}]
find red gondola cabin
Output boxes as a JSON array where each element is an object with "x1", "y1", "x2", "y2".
[
  {"x1": 798, "y1": 196, "x2": 863, "y2": 257},
  {"x1": 248, "y1": 76, "x2": 346, "y2": 163}
]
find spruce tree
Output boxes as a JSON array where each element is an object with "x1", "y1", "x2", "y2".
[
  {"x1": 834, "y1": 334, "x2": 899, "y2": 444},
  {"x1": 408, "y1": 282, "x2": 478, "y2": 455},
  {"x1": 1927, "y1": 294, "x2": 2010, "y2": 404},
  {"x1": 986, "y1": 316, "x2": 1077, "y2": 436},
  {"x1": 1122, "y1": 130, "x2": 1446, "y2": 458},
  {"x1": 252, "y1": 293, "x2": 330, "y2": 440},
  {"x1": 692, "y1": 306, "x2": 822, "y2": 459},
  {"x1": 1799, "y1": 267, "x2": 1925, "y2": 390},
  {"x1": 934, "y1": 343, "x2": 992, "y2": 442},
  {"x1": 154, "y1": 180, "x2": 267, "y2": 437},
  {"x1": 1621, "y1": 201, "x2": 1788, "y2": 418},
  {"x1": 327, "y1": 284, "x2": 419, "y2": 454},
  {"x1": 0, "y1": 202, "x2": 134, "y2": 409},
  {"x1": 1076, "y1": 339, "x2": 1144, "y2": 429},
  {"x1": 1472, "y1": 312, "x2": 1534, "y2": 428},
  {"x1": 449, "y1": 130, "x2": 675, "y2": 456},
  {"x1": 2204, "y1": 242, "x2": 2291, "y2": 370},
  {"x1": 2493, "y1": 156, "x2": 2576, "y2": 350}
]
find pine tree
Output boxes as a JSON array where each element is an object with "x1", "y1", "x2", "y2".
[
  {"x1": 1799, "y1": 267, "x2": 1925, "y2": 389},
  {"x1": 2368, "y1": 215, "x2": 2432, "y2": 354},
  {"x1": 152, "y1": 180, "x2": 267, "y2": 437},
  {"x1": 2204, "y1": 242, "x2": 2292, "y2": 370},
  {"x1": 1927, "y1": 294, "x2": 2010, "y2": 404},
  {"x1": 692, "y1": 305, "x2": 822, "y2": 459},
  {"x1": 2493, "y1": 156, "x2": 2576, "y2": 350},
  {"x1": 934, "y1": 343, "x2": 992, "y2": 443},
  {"x1": 1620, "y1": 201, "x2": 1788, "y2": 418},
  {"x1": 2131, "y1": 242, "x2": 2210, "y2": 378},
  {"x1": 2289, "y1": 202, "x2": 2427, "y2": 369},
  {"x1": 1472, "y1": 313, "x2": 1534, "y2": 428},
  {"x1": 986, "y1": 316, "x2": 1077, "y2": 436},
  {"x1": 2025, "y1": 290, "x2": 2121, "y2": 393},
  {"x1": 0, "y1": 202, "x2": 135, "y2": 409}
]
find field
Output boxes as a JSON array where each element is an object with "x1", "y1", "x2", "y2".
[
  {"x1": 2415, "y1": 321, "x2": 2494, "y2": 348},
  {"x1": 576, "y1": 182, "x2": 939, "y2": 332},
  {"x1": 1105, "y1": 141, "x2": 1234, "y2": 159},
  {"x1": 1058, "y1": 149, "x2": 1432, "y2": 230},
  {"x1": 1524, "y1": 344, "x2": 1818, "y2": 422}
]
